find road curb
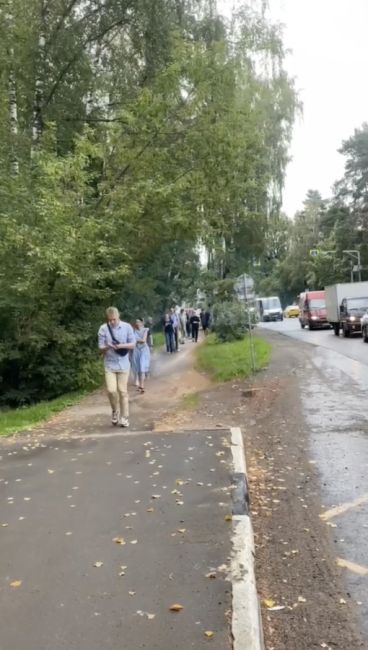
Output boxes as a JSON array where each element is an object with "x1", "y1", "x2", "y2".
[{"x1": 230, "y1": 427, "x2": 264, "y2": 650}]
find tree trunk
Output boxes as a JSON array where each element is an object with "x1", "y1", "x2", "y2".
[
  {"x1": 85, "y1": 42, "x2": 102, "y2": 117},
  {"x1": 31, "y1": 0, "x2": 49, "y2": 151},
  {"x1": 5, "y1": 1, "x2": 19, "y2": 174}
]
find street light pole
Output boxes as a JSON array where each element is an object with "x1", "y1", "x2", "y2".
[{"x1": 343, "y1": 250, "x2": 361, "y2": 282}]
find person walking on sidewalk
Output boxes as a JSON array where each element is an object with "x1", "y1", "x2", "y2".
[
  {"x1": 179, "y1": 308, "x2": 186, "y2": 345},
  {"x1": 131, "y1": 318, "x2": 151, "y2": 393},
  {"x1": 190, "y1": 311, "x2": 201, "y2": 342},
  {"x1": 202, "y1": 308, "x2": 211, "y2": 335},
  {"x1": 170, "y1": 307, "x2": 180, "y2": 351},
  {"x1": 146, "y1": 316, "x2": 154, "y2": 349},
  {"x1": 186, "y1": 309, "x2": 192, "y2": 338},
  {"x1": 163, "y1": 312, "x2": 175, "y2": 353},
  {"x1": 98, "y1": 306, "x2": 135, "y2": 427}
]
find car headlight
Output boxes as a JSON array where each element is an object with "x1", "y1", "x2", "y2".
[{"x1": 349, "y1": 316, "x2": 356, "y2": 322}]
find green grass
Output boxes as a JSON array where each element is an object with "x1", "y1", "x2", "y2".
[
  {"x1": 196, "y1": 333, "x2": 271, "y2": 382},
  {"x1": 0, "y1": 390, "x2": 92, "y2": 437},
  {"x1": 153, "y1": 331, "x2": 165, "y2": 348}
]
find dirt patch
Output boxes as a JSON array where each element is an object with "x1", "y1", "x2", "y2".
[{"x1": 173, "y1": 332, "x2": 365, "y2": 649}]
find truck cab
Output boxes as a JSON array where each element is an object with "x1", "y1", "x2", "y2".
[
  {"x1": 299, "y1": 290, "x2": 327, "y2": 330},
  {"x1": 339, "y1": 296, "x2": 368, "y2": 337}
]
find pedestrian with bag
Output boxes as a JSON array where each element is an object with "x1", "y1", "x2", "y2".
[{"x1": 98, "y1": 306, "x2": 135, "y2": 427}]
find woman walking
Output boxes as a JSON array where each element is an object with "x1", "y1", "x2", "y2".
[
  {"x1": 163, "y1": 312, "x2": 175, "y2": 353},
  {"x1": 131, "y1": 318, "x2": 151, "y2": 393}
]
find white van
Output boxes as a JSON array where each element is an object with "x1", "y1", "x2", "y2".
[{"x1": 256, "y1": 296, "x2": 283, "y2": 322}]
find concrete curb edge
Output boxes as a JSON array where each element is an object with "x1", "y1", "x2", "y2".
[{"x1": 230, "y1": 426, "x2": 264, "y2": 650}]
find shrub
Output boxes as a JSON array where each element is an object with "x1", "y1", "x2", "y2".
[{"x1": 212, "y1": 300, "x2": 257, "y2": 342}]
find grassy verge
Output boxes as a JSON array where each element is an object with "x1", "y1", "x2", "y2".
[
  {"x1": 197, "y1": 333, "x2": 271, "y2": 382},
  {"x1": 0, "y1": 390, "x2": 95, "y2": 438},
  {"x1": 153, "y1": 331, "x2": 165, "y2": 348}
]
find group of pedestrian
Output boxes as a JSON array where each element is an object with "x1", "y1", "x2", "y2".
[
  {"x1": 98, "y1": 307, "x2": 152, "y2": 428},
  {"x1": 163, "y1": 306, "x2": 211, "y2": 351}
]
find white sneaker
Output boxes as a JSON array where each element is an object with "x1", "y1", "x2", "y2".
[
  {"x1": 111, "y1": 410, "x2": 119, "y2": 426},
  {"x1": 119, "y1": 417, "x2": 129, "y2": 428}
]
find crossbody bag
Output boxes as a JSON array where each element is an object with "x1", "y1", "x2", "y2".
[{"x1": 107, "y1": 323, "x2": 129, "y2": 357}]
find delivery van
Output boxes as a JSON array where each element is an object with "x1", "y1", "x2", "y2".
[{"x1": 299, "y1": 290, "x2": 328, "y2": 329}]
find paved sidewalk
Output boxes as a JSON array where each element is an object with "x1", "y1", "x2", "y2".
[{"x1": 0, "y1": 427, "x2": 234, "y2": 649}]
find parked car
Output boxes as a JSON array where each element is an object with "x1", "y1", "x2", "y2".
[
  {"x1": 284, "y1": 304, "x2": 300, "y2": 318},
  {"x1": 299, "y1": 290, "x2": 328, "y2": 329},
  {"x1": 326, "y1": 282, "x2": 368, "y2": 336}
]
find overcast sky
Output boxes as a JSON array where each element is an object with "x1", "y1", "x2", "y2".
[{"x1": 218, "y1": 0, "x2": 368, "y2": 216}]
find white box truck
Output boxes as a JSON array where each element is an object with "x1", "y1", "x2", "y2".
[{"x1": 325, "y1": 282, "x2": 368, "y2": 337}]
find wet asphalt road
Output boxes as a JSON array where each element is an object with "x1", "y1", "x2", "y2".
[
  {"x1": 0, "y1": 429, "x2": 233, "y2": 649},
  {"x1": 260, "y1": 319, "x2": 368, "y2": 636}
]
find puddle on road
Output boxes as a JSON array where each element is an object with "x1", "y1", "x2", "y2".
[{"x1": 300, "y1": 348, "x2": 368, "y2": 638}]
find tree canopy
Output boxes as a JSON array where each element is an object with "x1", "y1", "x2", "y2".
[{"x1": 256, "y1": 124, "x2": 368, "y2": 303}]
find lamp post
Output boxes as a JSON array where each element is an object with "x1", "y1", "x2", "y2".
[{"x1": 343, "y1": 250, "x2": 362, "y2": 282}]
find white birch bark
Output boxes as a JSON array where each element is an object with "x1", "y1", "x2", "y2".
[
  {"x1": 31, "y1": 0, "x2": 49, "y2": 151},
  {"x1": 4, "y1": 1, "x2": 19, "y2": 174}
]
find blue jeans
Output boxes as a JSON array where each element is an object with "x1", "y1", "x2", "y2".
[{"x1": 165, "y1": 330, "x2": 175, "y2": 353}]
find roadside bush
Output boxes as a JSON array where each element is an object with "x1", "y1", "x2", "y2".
[{"x1": 212, "y1": 300, "x2": 257, "y2": 342}]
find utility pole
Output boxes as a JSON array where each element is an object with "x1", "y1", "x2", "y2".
[{"x1": 242, "y1": 274, "x2": 256, "y2": 373}]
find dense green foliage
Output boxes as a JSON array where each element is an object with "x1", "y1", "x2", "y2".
[
  {"x1": 0, "y1": 0, "x2": 296, "y2": 405},
  {"x1": 212, "y1": 300, "x2": 256, "y2": 342},
  {"x1": 197, "y1": 333, "x2": 271, "y2": 381},
  {"x1": 257, "y1": 124, "x2": 368, "y2": 302}
]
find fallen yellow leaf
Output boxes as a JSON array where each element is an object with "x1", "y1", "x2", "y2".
[
  {"x1": 224, "y1": 514, "x2": 232, "y2": 522},
  {"x1": 113, "y1": 537, "x2": 126, "y2": 545},
  {"x1": 204, "y1": 631, "x2": 214, "y2": 638},
  {"x1": 169, "y1": 603, "x2": 184, "y2": 612},
  {"x1": 177, "y1": 528, "x2": 186, "y2": 534},
  {"x1": 10, "y1": 580, "x2": 22, "y2": 588},
  {"x1": 262, "y1": 598, "x2": 276, "y2": 609}
]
